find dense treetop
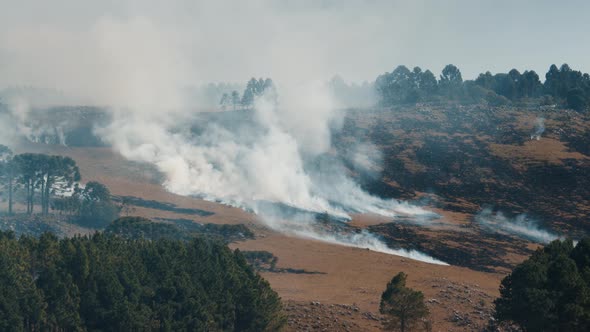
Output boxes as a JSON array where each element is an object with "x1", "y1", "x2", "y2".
[
  {"x1": 495, "y1": 238, "x2": 590, "y2": 331},
  {"x1": 375, "y1": 63, "x2": 590, "y2": 111},
  {"x1": 0, "y1": 230, "x2": 284, "y2": 331},
  {"x1": 380, "y1": 272, "x2": 430, "y2": 332},
  {"x1": 220, "y1": 78, "x2": 276, "y2": 110}
]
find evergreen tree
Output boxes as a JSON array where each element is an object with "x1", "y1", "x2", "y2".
[
  {"x1": 495, "y1": 238, "x2": 590, "y2": 331},
  {"x1": 220, "y1": 92, "x2": 230, "y2": 110},
  {"x1": 231, "y1": 90, "x2": 241, "y2": 110},
  {"x1": 439, "y1": 64, "x2": 463, "y2": 99},
  {"x1": 241, "y1": 78, "x2": 275, "y2": 108},
  {"x1": 0, "y1": 146, "x2": 16, "y2": 215},
  {"x1": 380, "y1": 272, "x2": 430, "y2": 332},
  {"x1": 0, "y1": 230, "x2": 285, "y2": 331}
]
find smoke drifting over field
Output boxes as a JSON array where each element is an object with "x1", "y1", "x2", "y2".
[
  {"x1": 475, "y1": 208, "x2": 560, "y2": 244},
  {"x1": 0, "y1": 2, "x2": 446, "y2": 263},
  {"x1": 97, "y1": 78, "x2": 442, "y2": 263},
  {"x1": 531, "y1": 117, "x2": 545, "y2": 140},
  {"x1": 257, "y1": 203, "x2": 447, "y2": 265}
]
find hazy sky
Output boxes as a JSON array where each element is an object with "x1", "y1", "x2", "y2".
[{"x1": 0, "y1": 0, "x2": 588, "y2": 91}]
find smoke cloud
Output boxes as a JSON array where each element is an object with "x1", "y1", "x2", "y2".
[
  {"x1": 475, "y1": 208, "x2": 561, "y2": 244},
  {"x1": 97, "y1": 81, "x2": 441, "y2": 263},
  {"x1": 255, "y1": 202, "x2": 447, "y2": 265},
  {"x1": 0, "y1": 3, "x2": 444, "y2": 263},
  {"x1": 530, "y1": 117, "x2": 545, "y2": 140},
  {"x1": 77, "y1": 15, "x2": 438, "y2": 262}
]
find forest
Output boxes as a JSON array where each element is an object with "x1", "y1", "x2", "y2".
[
  {"x1": 374, "y1": 63, "x2": 590, "y2": 111},
  {"x1": 0, "y1": 147, "x2": 285, "y2": 331},
  {"x1": 216, "y1": 63, "x2": 590, "y2": 114},
  {"x1": 0, "y1": 146, "x2": 119, "y2": 228},
  {"x1": 0, "y1": 230, "x2": 284, "y2": 331}
]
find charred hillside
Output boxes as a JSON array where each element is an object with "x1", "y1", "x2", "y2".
[{"x1": 336, "y1": 104, "x2": 590, "y2": 236}]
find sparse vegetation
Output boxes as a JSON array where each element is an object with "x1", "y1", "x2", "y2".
[
  {"x1": 106, "y1": 216, "x2": 254, "y2": 243},
  {"x1": 242, "y1": 250, "x2": 278, "y2": 270},
  {"x1": 112, "y1": 196, "x2": 214, "y2": 217},
  {"x1": 241, "y1": 250, "x2": 323, "y2": 275},
  {"x1": 380, "y1": 272, "x2": 431, "y2": 332}
]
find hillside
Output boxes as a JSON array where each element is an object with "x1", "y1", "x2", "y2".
[
  {"x1": 338, "y1": 105, "x2": 590, "y2": 235},
  {"x1": 2, "y1": 103, "x2": 588, "y2": 331}
]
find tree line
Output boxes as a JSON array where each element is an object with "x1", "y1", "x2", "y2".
[
  {"x1": 375, "y1": 63, "x2": 590, "y2": 111},
  {"x1": 219, "y1": 78, "x2": 276, "y2": 110},
  {"x1": 0, "y1": 145, "x2": 118, "y2": 227},
  {"x1": 0, "y1": 230, "x2": 284, "y2": 331},
  {"x1": 0, "y1": 146, "x2": 80, "y2": 215}
]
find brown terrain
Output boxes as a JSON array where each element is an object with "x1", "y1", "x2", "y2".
[{"x1": 4, "y1": 104, "x2": 590, "y2": 331}]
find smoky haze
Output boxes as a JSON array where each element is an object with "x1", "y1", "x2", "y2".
[
  {"x1": 1, "y1": 0, "x2": 586, "y2": 263},
  {"x1": 1, "y1": 0, "x2": 590, "y2": 88}
]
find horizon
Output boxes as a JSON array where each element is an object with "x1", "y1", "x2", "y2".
[{"x1": 0, "y1": 0, "x2": 588, "y2": 92}]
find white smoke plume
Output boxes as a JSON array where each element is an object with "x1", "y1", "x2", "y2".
[
  {"x1": 75, "y1": 15, "x2": 439, "y2": 262},
  {"x1": 0, "y1": 4, "x2": 440, "y2": 263},
  {"x1": 0, "y1": 95, "x2": 46, "y2": 145},
  {"x1": 255, "y1": 202, "x2": 447, "y2": 265},
  {"x1": 99, "y1": 84, "x2": 436, "y2": 220},
  {"x1": 530, "y1": 117, "x2": 545, "y2": 140},
  {"x1": 475, "y1": 208, "x2": 561, "y2": 244},
  {"x1": 97, "y1": 75, "x2": 441, "y2": 263}
]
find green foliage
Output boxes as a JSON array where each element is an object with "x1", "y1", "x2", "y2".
[
  {"x1": 0, "y1": 145, "x2": 16, "y2": 215},
  {"x1": 220, "y1": 91, "x2": 243, "y2": 111},
  {"x1": 485, "y1": 91, "x2": 511, "y2": 106},
  {"x1": 380, "y1": 272, "x2": 430, "y2": 332},
  {"x1": 439, "y1": 64, "x2": 463, "y2": 100},
  {"x1": 544, "y1": 64, "x2": 590, "y2": 110},
  {"x1": 0, "y1": 230, "x2": 285, "y2": 331},
  {"x1": 0, "y1": 144, "x2": 11, "y2": 161},
  {"x1": 0, "y1": 233, "x2": 46, "y2": 331},
  {"x1": 494, "y1": 238, "x2": 590, "y2": 331},
  {"x1": 53, "y1": 181, "x2": 120, "y2": 228},
  {"x1": 2, "y1": 153, "x2": 80, "y2": 216},
  {"x1": 231, "y1": 90, "x2": 241, "y2": 110},
  {"x1": 242, "y1": 251, "x2": 278, "y2": 271},
  {"x1": 76, "y1": 181, "x2": 119, "y2": 228},
  {"x1": 567, "y1": 88, "x2": 588, "y2": 111},
  {"x1": 200, "y1": 223, "x2": 255, "y2": 242},
  {"x1": 106, "y1": 216, "x2": 254, "y2": 243},
  {"x1": 376, "y1": 66, "x2": 439, "y2": 105},
  {"x1": 376, "y1": 63, "x2": 590, "y2": 111},
  {"x1": 105, "y1": 216, "x2": 192, "y2": 241},
  {"x1": 241, "y1": 78, "x2": 276, "y2": 108},
  {"x1": 220, "y1": 92, "x2": 230, "y2": 109}
]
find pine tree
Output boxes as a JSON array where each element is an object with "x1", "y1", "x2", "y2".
[{"x1": 380, "y1": 272, "x2": 430, "y2": 332}]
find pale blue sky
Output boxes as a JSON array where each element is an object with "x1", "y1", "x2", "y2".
[{"x1": 0, "y1": 0, "x2": 588, "y2": 87}]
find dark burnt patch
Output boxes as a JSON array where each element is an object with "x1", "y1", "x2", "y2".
[
  {"x1": 335, "y1": 105, "x2": 590, "y2": 236},
  {"x1": 369, "y1": 222, "x2": 533, "y2": 273}
]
